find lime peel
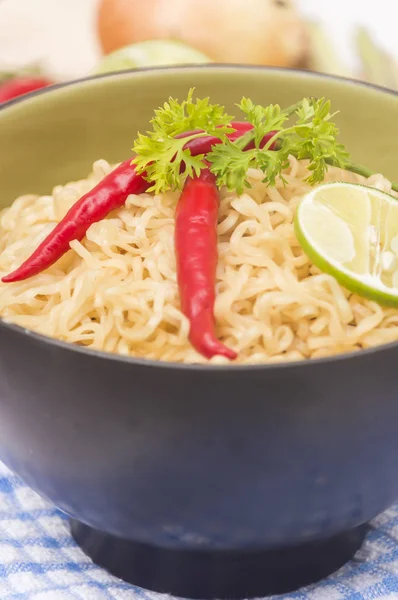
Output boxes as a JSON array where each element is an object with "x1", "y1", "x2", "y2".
[{"x1": 94, "y1": 40, "x2": 211, "y2": 74}]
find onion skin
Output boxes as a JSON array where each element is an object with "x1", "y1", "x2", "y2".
[{"x1": 97, "y1": 0, "x2": 310, "y2": 68}]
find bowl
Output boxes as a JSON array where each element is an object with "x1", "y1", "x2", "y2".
[{"x1": 0, "y1": 66, "x2": 398, "y2": 598}]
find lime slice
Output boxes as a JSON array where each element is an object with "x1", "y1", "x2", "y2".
[
  {"x1": 94, "y1": 40, "x2": 211, "y2": 74},
  {"x1": 295, "y1": 181, "x2": 398, "y2": 306}
]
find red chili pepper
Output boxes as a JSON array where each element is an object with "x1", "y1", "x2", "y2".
[
  {"x1": 175, "y1": 168, "x2": 237, "y2": 361},
  {"x1": 2, "y1": 159, "x2": 149, "y2": 283},
  {"x1": 177, "y1": 121, "x2": 277, "y2": 155},
  {"x1": 2, "y1": 123, "x2": 276, "y2": 283},
  {"x1": 0, "y1": 77, "x2": 53, "y2": 103}
]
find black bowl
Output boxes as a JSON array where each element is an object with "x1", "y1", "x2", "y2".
[{"x1": 0, "y1": 66, "x2": 398, "y2": 598}]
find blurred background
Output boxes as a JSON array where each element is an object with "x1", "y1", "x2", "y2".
[{"x1": 0, "y1": 0, "x2": 396, "y2": 101}]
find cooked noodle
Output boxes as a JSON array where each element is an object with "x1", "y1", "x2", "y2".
[{"x1": 0, "y1": 157, "x2": 397, "y2": 365}]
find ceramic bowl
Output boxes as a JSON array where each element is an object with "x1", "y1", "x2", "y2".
[{"x1": 0, "y1": 66, "x2": 397, "y2": 598}]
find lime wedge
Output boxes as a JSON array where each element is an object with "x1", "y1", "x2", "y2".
[
  {"x1": 94, "y1": 40, "x2": 211, "y2": 74},
  {"x1": 295, "y1": 182, "x2": 398, "y2": 306}
]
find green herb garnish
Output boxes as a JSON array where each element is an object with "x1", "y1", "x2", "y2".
[
  {"x1": 132, "y1": 89, "x2": 350, "y2": 195},
  {"x1": 133, "y1": 89, "x2": 234, "y2": 193}
]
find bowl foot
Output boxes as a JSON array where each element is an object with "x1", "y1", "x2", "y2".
[{"x1": 70, "y1": 520, "x2": 368, "y2": 599}]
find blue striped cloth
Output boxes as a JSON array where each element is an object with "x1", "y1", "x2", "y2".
[{"x1": 0, "y1": 461, "x2": 397, "y2": 600}]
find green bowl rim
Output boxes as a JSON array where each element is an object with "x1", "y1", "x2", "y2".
[
  {"x1": 2, "y1": 63, "x2": 398, "y2": 110},
  {"x1": 1, "y1": 63, "x2": 398, "y2": 372}
]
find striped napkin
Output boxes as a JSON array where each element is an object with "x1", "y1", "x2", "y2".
[{"x1": 0, "y1": 460, "x2": 397, "y2": 600}]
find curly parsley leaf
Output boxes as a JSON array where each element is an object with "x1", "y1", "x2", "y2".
[
  {"x1": 208, "y1": 97, "x2": 350, "y2": 192},
  {"x1": 132, "y1": 88, "x2": 234, "y2": 193},
  {"x1": 282, "y1": 98, "x2": 350, "y2": 184},
  {"x1": 150, "y1": 88, "x2": 234, "y2": 137},
  {"x1": 208, "y1": 141, "x2": 256, "y2": 195}
]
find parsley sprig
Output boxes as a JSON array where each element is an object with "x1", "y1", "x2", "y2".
[
  {"x1": 133, "y1": 89, "x2": 234, "y2": 193},
  {"x1": 209, "y1": 97, "x2": 350, "y2": 194},
  {"x1": 132, "y1": 89, "x2": 350, "y2": 195}
]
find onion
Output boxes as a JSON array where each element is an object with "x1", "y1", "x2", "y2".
[{"x1": 97, "y1": 0, "x2": 309, "y2": 68}]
